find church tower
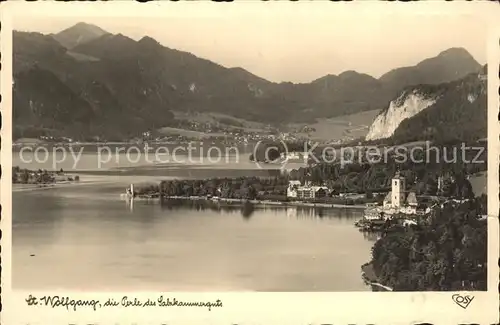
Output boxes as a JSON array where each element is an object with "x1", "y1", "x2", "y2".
[{"x1": 391, "y1": 172, "x2": 406, "y2": 208}]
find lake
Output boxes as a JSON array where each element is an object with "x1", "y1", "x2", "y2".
[
  {"x1": 12, "y1": 146, "x2": 308, "y2": 178},
  {"x1": 12, "y1": 176, "x2": 376, "y2": 291}
]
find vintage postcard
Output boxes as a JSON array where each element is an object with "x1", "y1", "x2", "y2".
[{"x1": 1, "y1": 1, "x2": 500, "y2": 324}]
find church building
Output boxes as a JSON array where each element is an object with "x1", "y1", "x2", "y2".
[{"x1": 383, "y1": 171, "x2": 419, "y2": 214}]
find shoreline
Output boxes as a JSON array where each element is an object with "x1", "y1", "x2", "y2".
[
  {"x1": 361, "y1": 262, "x2": 393, "y2": 291},
  {"x1": 133, "y1": 195, "x2": 367, "y2": 209},
  {"x1": 12, "y1": 179, "x2": 113, "y2": 192}
]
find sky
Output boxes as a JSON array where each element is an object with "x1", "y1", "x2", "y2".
[{"x1": 11, "y1": 3, "x2": 489, "y2": 83}]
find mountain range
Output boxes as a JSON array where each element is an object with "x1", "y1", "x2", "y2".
[{"x1": 13, "y1": 22, "x2": 483, "y2": 141}]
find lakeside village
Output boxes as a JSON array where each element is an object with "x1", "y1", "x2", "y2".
[
  {"x1": 12, "y1": 166, "x2": 80, "y2": 186},
  {"x1": 14, "y1": 123, "x2": 322, "y2": 147},
  {"x1": 12, "y1": 155, "x2": 487, "y2": 291},
  {"x1": 123, "y1": 170, "x2": 484, "y2": 230},
  {"x1": 120, "y1": 156, "x2": 487, "y2": 291}
]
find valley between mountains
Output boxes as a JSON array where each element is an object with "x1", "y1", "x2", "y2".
[{"x1": 13, "y1": 22, "x2": 486, "y2": 144}]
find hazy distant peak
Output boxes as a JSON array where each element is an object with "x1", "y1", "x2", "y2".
[
  {"x1": 137, "y1": 36, "x2": 164, "y2": 51},
  {"x1": 138, "y1": 36, "x2": 160, "y2": 44},
  {"x1": 312, "y1": 71, "x2": 377, "y2": 86},
  {"x1": 338, "y1": 70, "x2": 376, "y2": 80},
  {"x1": 68, "y1": 32, "x2": 139, "y2": 60},
  {"x1": 437, "y1": 47, "x2": 473, "y2": 58},
  {"x1": 52, "y1": 22, "x2": 109, "y2": 49},
  {"x1": 94, "y1": 33, "x2": 137, "y2": 47},
  {"x1": 229, "y1": 66, "x2": 259, "y2": 76},
  {"x1": 228, "y1": 67, "x2": 272, "y2": 85},
  {"x1": 338, "y1": 70, "x2": 358, "y2": 78},
  {"x1": 229, "y1": 67, "x2": 254, "y2": 77},
  {"x1": 113, "y1": 33, "x2": 135, "y2": 42},
  {"x1": 311, "y1": 74, "x2": 338, "y2": 83},
  {"x1": 229, "y1": 67, "x2": 247, "y2": 73},
  {"x1": 414, "y1": 47, "x2": 480, "y2": 72},
  {"x1": 379, "y1": 47, "x2": 481, "y2": 91},
  {"x1": 72, "y1": 22, "x2": 108, "y2": 35}
]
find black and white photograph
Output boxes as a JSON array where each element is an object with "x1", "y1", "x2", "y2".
[{"x1": 1, "y1": 2, "x2": 499, "y2": 324}]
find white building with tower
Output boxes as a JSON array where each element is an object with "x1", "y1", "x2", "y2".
[
  {"x1": 382, "y1": 171, "x2": 419, "y2": 214},
  {"x1": 388, "y1": 172, "x2": 406, "y2": 208}
]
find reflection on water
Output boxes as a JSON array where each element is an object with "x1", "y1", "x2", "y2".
[
  {"x1": 360, "y1": 230, "x2": 382, "y2": 242},
  {"x1": 13, "y1": 182, "x2": 377, "y2": 291},
  {"x1": 241, "y1": 201, "x2": 255, "y2": 220},
  {"x1": 155, "y1": 198, "x2": 359, "y2": 221}
]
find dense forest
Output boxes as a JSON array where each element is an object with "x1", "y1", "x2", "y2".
[
  {"x1": 288, "y1": 143, "x2": 485, "y2": 196},
  {"x1": 159, "y1": 176, "x2": 285, "y2": 200},
  {"x1": 370, "y1": 195, "x2": 487, "y2": 291}
]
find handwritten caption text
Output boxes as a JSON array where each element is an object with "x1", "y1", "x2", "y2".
[{"x1": 25, "y1": 295, "x2": 223, "y2": 312}]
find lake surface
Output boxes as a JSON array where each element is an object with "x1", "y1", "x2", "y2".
[
  {"x1": 12, "y1": 176, "x2": 376, "y2": 291},
  {"x1": 12, "y1": 148, "x2": 307, "y2": 178}
]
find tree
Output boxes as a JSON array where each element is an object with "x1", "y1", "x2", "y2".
[
  {"x1": 183, "y1": 184, "x2": 194, "y2": 197},
  {"x1": 441, "y1": 178, "x2": 455, "y2": 197},
  {"x1": 21, "y1": 170, "x2": 29, "y2": 183},
  {"x1": 247, "y1": 185, "x2": 257, "y2": 200},
  {"x1": 425, "y1": 179, "x2": 438, "y2": 195},
  {"x1": 455, "y1": 178, "x2": 474, "y2": 199}
]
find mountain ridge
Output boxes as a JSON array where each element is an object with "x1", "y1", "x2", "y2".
[
  {"x1": 12, "y1": 22, "x2": 484, "y2": 141},
  {"x1": 53, "y1": 23, "x2": 482, "y2": 89},
  {"x1": 379, "y1": 47, "x2": 481, "y2": 94}
]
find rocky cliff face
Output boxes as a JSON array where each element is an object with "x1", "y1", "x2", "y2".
[
  {"x1": 365, "y1": 89, "x2": 439, "y2": 141},
  {"x1": 365, "y1": 68, "x2": 487, "y2": 143}
]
